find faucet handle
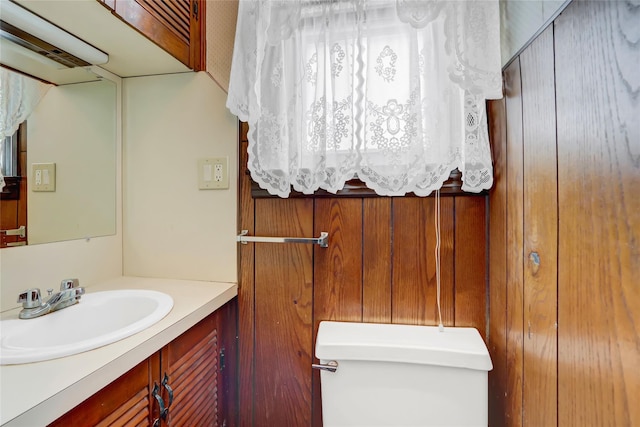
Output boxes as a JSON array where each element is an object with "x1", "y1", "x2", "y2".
[
  {"x1": 17, "y1": 288, "x2": 43, "y2": 309},
  {"x1": 60, "y1": 278, "x2": 80, "y2": 291}
]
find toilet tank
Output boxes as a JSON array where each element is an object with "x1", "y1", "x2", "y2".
[{"x1": 315, "y1": 321, "x2": 493, "y2": 427}]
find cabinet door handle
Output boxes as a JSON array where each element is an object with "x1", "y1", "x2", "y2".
[
  {"x1": 152, "y1": 383, "x2": 168, "y2": 422},
  {"x1": 162, "y1": 373, "x2": 174, "y2": 408}
]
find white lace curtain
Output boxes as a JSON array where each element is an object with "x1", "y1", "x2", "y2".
[
  {"x1": 0, "y1": 69, "x2": 51, "y2": 190},
  {"x1": 227, "y1": 0, "x2": 502, "y2": 197}
]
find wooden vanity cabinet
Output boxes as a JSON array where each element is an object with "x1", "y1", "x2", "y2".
[
  {"x1": 98, "y1": 0, "x2": 205, "y2": 71},
  {"x1": 49, "y1": 300, "x2": 237, "y2": 427},
  {"x1": 48, "y1": 354, "x2": 159, "y2": 426}
]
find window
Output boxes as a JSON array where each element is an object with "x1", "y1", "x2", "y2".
[
  {"x1": 0, "y1": 124, "x2": 23, "y2": 200},
  {"x1": 1, "y1": 129, "x2": 19, "y2": 177}
]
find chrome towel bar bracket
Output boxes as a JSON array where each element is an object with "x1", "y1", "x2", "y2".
[
  {"x1": 1, "y1": 225, "x2": 26, "y2": 238},
  {"x1": 237, "y1": 230, "x2": 329, "y2": 248}
]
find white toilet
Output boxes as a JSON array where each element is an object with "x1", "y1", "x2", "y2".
[{"x1": 314, "y1": 321, "x2": 493, "y2": 427}]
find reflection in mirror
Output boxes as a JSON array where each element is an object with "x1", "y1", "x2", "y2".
[
  {"x1": 1, "y1": 131, "x2": 18, "y2": 177},
  {"x1": 0, "y1": 69, "x2": 117, "y2": 247},
  {"x1": 0, "y1": 123, "x2": 27, "y2": 247}
]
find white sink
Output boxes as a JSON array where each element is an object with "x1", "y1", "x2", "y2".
[{"x1": 0, "y1": 289, "x2": 173, "y2": 365}]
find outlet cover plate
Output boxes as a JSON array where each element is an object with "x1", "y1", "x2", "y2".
[
  {"x1": 198, "y1": 157, "x2": 229, "y2": 190},
  {"x1": 32, "y1": 163, "x2": 56, "y2": 192}
]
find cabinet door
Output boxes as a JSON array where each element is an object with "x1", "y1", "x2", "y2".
[
  {"x1": 160, "y1": 311, "x2": 221, "y2": 426},
  {"x1": 49, "y1": 353, "x2": 159, "y2": 427}
]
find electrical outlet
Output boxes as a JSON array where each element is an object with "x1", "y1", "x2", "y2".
[
  {"x1": 31, "y1": 163, "x2": 56, "y2": 192},
  {"x1": 198, "y1": 157, "x2": 229, "y2": 190}
]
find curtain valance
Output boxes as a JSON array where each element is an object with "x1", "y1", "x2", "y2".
[{"x1": 227, "y1": 0, "x2": 502, "y2": 197}]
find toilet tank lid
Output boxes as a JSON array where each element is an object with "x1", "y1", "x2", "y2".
[{"x1": 315, "y1": 322, "x2": 493, "y2": 371}]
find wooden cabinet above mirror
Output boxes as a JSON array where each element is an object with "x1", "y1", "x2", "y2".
[{"x1": 98, "y1": 0, "x2": 205, "y2": 71}]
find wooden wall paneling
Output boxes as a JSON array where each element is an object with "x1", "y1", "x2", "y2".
[
  {"x1": 453, "y1": 196, "x2": 487, "y2": 337},
  {"x1": 0, "y1": 197, "x2": 17, "y2": 223},
  {"x1": 487, "y1": 95, "x2": 508, "y2": 426},
  {"x1": 438, "y1": 198, "x2": 456, "y2": 327},
  {"x1": 312, "y1": 198, "x2": 364, "y2": 427},
  {"x1": 238, "y1": 123, "x2": 255, "y2": 427},
  {"x1": 504, "y1": 57, "x2": 525, "y2": 427},
  {"x1": 520, "y1": 26, "x2": 558, "y2": 427},
  {"x1": 0, "y1": 197, "x2": 18, "y2": 247},
  {"x1": 313, "y1": 199, "x2": 364, "y2": 323},
  {"x1": 391, "y1": 198, "x2": 455, "y2": 326},
  {"x1": 391, "y1": 198, "x2": 428, "y2": 325},
  {"x1": 253, "y1": 198, "x2": 314, "y2": 426},
  {"x1": 362, "y1": 198, "x2": 392, "y2": 323},
  {"x1": 555, "y1": 2, "x2": 640, "y2": 425}
]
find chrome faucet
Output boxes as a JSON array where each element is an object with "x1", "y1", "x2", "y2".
[{"x1": 16, "y1": 279, "x2": 85, "y2": 319}]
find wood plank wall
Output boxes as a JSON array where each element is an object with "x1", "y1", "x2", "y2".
[
  {"x1": 238, "y1": 124, "x2": 489, "y2": 426},
  {"x1": 488, "y1": 1, "x2": 639, "y2": 425},
  {"x1": 520, "y1": 26, "x2": 558, "y2": 427},
  {"x1": 555, "y1": 2, "x2": 639, "y2": 425}
]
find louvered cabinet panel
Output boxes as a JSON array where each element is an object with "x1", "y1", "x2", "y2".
[
  {"x1": 162, "y1": 313, "x2": 220, "y2": 426},
  {"x1": 98, "y1": 0, "x2": 204, "y2": 70},
  {"x1": 48, "y1": 354, "x2": 158, "y2": 427}
]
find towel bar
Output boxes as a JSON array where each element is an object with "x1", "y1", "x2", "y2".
[{"x1": 237, "y1": 230, "x2": 329, "y2": 248}]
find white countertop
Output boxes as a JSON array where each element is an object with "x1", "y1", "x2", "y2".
[{"x1": 0, "y1": 276, "x2": 237, "y2": 426}]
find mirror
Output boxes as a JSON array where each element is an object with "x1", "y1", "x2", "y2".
[{"x1": 1, "y1": 69, "x2": 117, "y2": 247}]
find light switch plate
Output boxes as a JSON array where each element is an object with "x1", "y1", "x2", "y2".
[
  {"x1": 198, "y1": 157, "x2": 229, "y2": 190},
  {"x1": 31, "y1": 163, "x2": 56, "y2": 192}
]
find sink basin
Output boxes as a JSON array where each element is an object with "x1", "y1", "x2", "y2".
[{"x1": 0, "y1": 289, "x2": 173, "y2": 365}]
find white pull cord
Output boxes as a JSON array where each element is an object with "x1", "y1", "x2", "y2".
[{"x1": 435, "y1": 189, "x2": 444, "y2": 332}]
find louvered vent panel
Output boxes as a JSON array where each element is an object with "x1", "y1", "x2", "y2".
[
  {"x1": 168, "y1": 328, "x2": 219, "y2": 427},
  {"x1": 95, "y1": 388, "x2": 150, "y2": 427},
  {"x1": 138, "y1": 0, "x2": 190, "y2": 43}
]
